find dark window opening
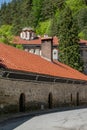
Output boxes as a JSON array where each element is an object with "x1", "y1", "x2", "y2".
[{"x1": 19, "y1": 93, "x2": 25, "y2": 112}]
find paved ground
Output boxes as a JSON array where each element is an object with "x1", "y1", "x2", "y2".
[
  {"x1": 0, "y1": 116, "x2": 32, "y2": 130},
  {"x1": 13, "y1": 108, "x2": 87, "y2": 130},
  {"x1": 0, "y1": 108, "x2": 87, "y2": 130}
]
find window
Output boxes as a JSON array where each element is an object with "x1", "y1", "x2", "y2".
[
  {"x1": 29, "y1": 49, "x2": 34, "y2": 53},
  {"x1": 53, "y1": 49, "x2": 58, "y2": 60}
]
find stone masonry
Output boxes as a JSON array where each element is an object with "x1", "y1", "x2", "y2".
[{"x1": 0, "y1": 77, "x2": 87, "y2": 113}]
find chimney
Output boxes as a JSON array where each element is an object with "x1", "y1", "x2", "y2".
[{"x1": 41, "y1": 37, "x2": 53, "y2": 62}]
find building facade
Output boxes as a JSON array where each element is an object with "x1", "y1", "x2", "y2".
[
  {"x1": 0, "y1": 75, "x2": 87, "y2": 113},
  {"x1": 0, "y1": 37, "x2": 87, "y2": 114},
  {"x1": 79, "y1": 40, "x2": 87, "y2": 74},
  {"x1": 14, "y1": 27, "x2": 58, "y2": 60},
  {"x1": 14, "y1": 28, "x2": 87, "y2": 74}
]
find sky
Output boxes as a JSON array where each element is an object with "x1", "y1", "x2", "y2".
[{"x1": 0, "y1": 0, "x2": 11, "y2": 6}]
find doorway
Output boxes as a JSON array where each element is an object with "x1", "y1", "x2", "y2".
[
  {"x1": 76, "y1": 92, "x2": 79, "y2": 106},
  {"x1": 19, "y1": 93, "x2": 25, "y2": 112},
  {"x1": 48, "y1": 93, "x2": 53, "y2": 109}
]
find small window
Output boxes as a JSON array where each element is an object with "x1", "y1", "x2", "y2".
[
  {"x1": 25, "y1": 49, "x2": 28, "y2": 52},
  {"x1": 29, "y1": 49, "x2": 34, "y2": 53},
  {"x1": 53, "y1": 49, "x2": 58, "y2": 60}
]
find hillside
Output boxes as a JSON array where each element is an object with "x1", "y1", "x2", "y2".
[{"x1": 0, "y1": 0, "x2": 87, "y2": 39}]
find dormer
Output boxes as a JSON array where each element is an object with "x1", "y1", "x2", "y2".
[{"x1": 20, "y1": 27, "x2": 36, "y2": 40}]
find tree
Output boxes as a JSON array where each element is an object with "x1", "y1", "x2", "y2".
[
  {"x1": 36, "y1": 20, "x2": 51, "y2": 35},
  {"x1": 11, "y1": 0, "x2": 22, "y2": 35},
  {"x1": 15, "y1": 44, "x2": 23, "y2": 50},
  {"x1": 83, "y1": 0, "x2": 87, "y2": 5},
  {"x1": 0, "y1": 25, "x2": 14, "y2": 46},
  {"x1": 48, "y1": 0, "x2": 66, "y2": 36},
  {"x1": 20, "y1": 0, "x2": 33, "y2": 27},
  {"x1": 53, "y1": 0, "x2": 66, "y2": 10},
  {"x1": 77, "y1": 8, "x2": 87, "y2": 31},
  {"x1": 50, "y1": 12, "x2": 60, "y2": 37},
  {"x1": 30, "y1": 0, "x2": 43, "y2": 27},
  {"x1": 59, "y1": 6, "x2": 83, "y2": 72},
  {"x1": 77, "y1": 7, "x2": 87, "y2": 40},
  {"x1": 0, "y1": 2, "x2": 7, "y2": 25},
  {"x1": 40, "y1": 0, "x2": 59, "y2": 21}
]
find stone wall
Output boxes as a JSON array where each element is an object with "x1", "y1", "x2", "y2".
[
  {"x1": 81, "y1": 49, "x2": 87, "y2": 74},
  {"x1": 0, "y1": 77, "x2": 87, "y2": 113}
]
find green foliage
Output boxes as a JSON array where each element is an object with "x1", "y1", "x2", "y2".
[
  {"x1": 50, "y1": 11, "x2": 61, "y2": 36},
  {"x1": 84, "y1": 0, "x2": 87, "y2": 5},
  {"x1": 41, "y1": 0, "x2": 56, "y2": 21},
  {"x1": 31, "y1": 0, "x2": 43, "y2": 27},
  {"x1": 0, "y1": 0, "x2": 87, "y2": 38},
  {"x1": 0, "y1": 0, "x2": 86, "y2": 71},
  {"x1": 79, "y1": 27, "x2": 87, "y2": 40},
  {"x1": 0, "y1": 25, "x2": 14, "y2": 46},
  {"x1": 66, "y1": 0, "x2": 86, "y2": 14},
  {"x1": 36, "y1": 20, "x2": 52, "y2": 35},
  {"x1": 10, "y1": 0, "x2": 23, "y2": 35},
  {"x1": 77, "y1": 8, "x2": 87, "y2": 31},
  {"x1": 16, "y1": 44, "x2": 23, "y2": 50},
  {"x1": 77, "y1": 7, "x2": 87, "y2": 40},
  {"x1": 0, "y1": 2, "x2": 8, "y2": 25},
  {"x1": 59, "y1": 6, "x2": 83, "y2": 71}
]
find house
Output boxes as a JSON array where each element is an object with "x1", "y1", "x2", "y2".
[
  {"x1": 0, "y1": 37, "x2": 87, "y2": 113},
  {"x1": 14, "y1": 27, "x2": 58, "y2": 60},
  {"x1": 13, "y1": 28, "x2": 87, "y2": 74},
  {"x1": 79, "y1": 39, "x2": 87, "y2": 74}
]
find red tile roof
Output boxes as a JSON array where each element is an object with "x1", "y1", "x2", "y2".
[
  {"x1": 0, "y1": 43, "x2": 87, "y2": 81},
  {"x1": 13, "y1": 36, "x2": 58, "y2": 45},
  {"x1": 14, "y1": 36, "x2": 87, "y2": 46},
  {"x1": 79, "y1": 39, "x2": 87, "y2": 45}
]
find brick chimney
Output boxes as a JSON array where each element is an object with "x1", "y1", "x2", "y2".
[{"x1": 41, "y1": 37, "x2": 53, "y2": 62}]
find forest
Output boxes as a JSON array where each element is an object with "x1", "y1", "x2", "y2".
[
  {"x1": 0, "y1": 0, "x2": 87, "y2": 72},
  {"x1": 0, "y1": 0, "x2": 87, "y2": 39}
]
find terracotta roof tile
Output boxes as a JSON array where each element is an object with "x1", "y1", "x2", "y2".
[
  {"x1": 0, "y1": 43, "x2": 87, "y2": 81},
  {"x1": 14, "y1": 36, "x2": 87, "y2": 46},
  {"x1": 13, "y1": 36, "x2": 58, "y2": 45},
  {"x1": 79, "y1": 39, "x2": 87, "y2": 45}
]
